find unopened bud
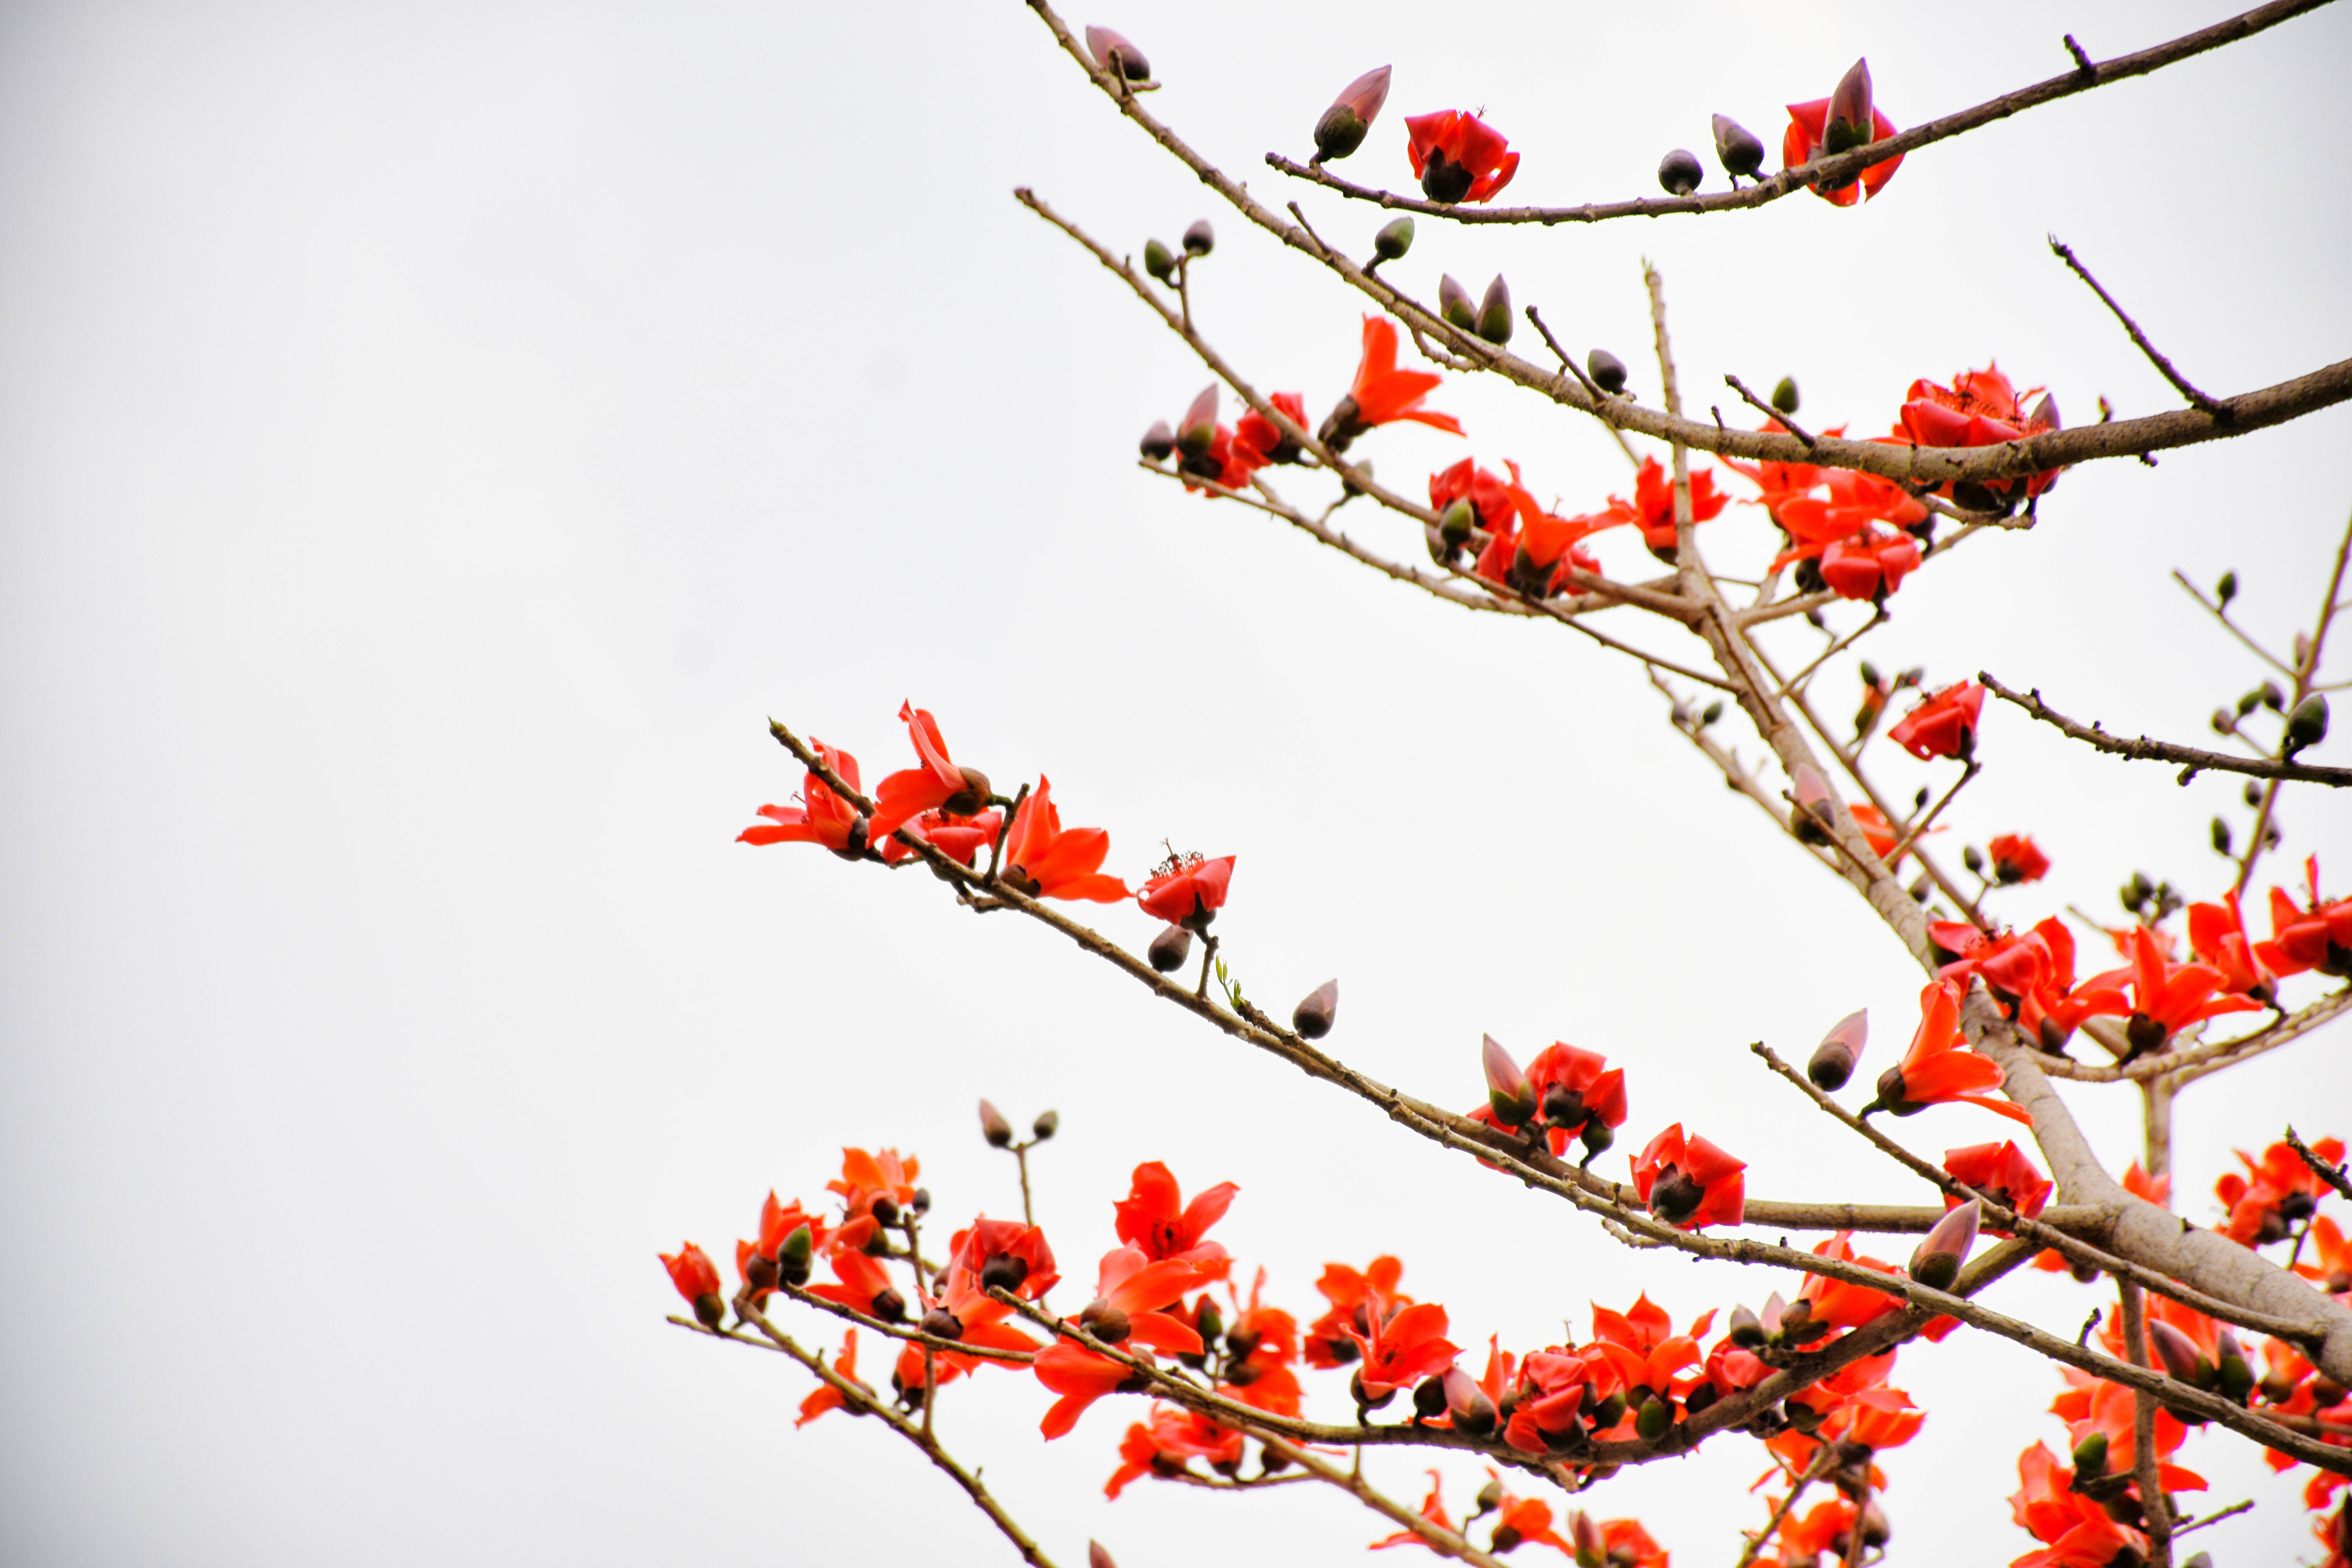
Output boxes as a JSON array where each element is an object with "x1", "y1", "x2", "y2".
[
  {"x1": 921, "y1": 1305, "x2": 965, "y2": 1341},
  {"x1": 1475, "y1": 1477, "x2": 1506, "y2": 1514},
  {"x1": 745, "y1": 1250, "x2": 780, "y2": 1294},
  {"x1": 1412, "y1": 1372, "x2": 1448, "y2": 1420},
  {"x1": 1372, "y1": 215, "x2": 1415, "y2": 262},
  {"x1": 908, "y1": 1186, "x2": 931, "y2": 1215},
  {"x1": 2216, "y1": 570, "x2": 2238, "y2": 605},
  {"x1": 1139, "y1": 419, "x2": 1175, "y2": 460},
  {"x1": 1439, "y1": 274, "x2": 1477, "y2": 332},
  {"x1": 1824, "y1": 59, "x2": 1874, "y2": 155},
  {"x1": 2071, "y1": 1428, "x2": 2107, "y2": 1476},
  {"x1": 1443, "y1": 1366, "x2": 1498, "y2": 1436},
  {"x1": 1729, "y1": 1303, "x2": 1766, "y2": 1348},
  {"x1": 1657, "y1": 147, "x2": 1703, "y2": 196},
  {"x1": 1194, "y1": 1296, "x2": 1223, "y2": 1345},
  {"x1": 1312, "y1": 66, "x2": 1390, "y2": 163},
  {"x1": 2216, "y1": 1330, "x2": 2254, "y2": 1401},
  {"x1": 1634, "y1": 1395, "x2": 1673, "y2": 1441},
  {"x1": 980, "y1": 1252, "x2": 1029, "y2": 1294},
  {"x1": 1579, "y1": 1119, "x2": 1615, "y2": 1160},
  {"x1": 1089, "y1": 1542, "x2": 1119, "y2": 1568},
  {"x1": 2261, "y1": 680, "x2": 2286, "y2": 710},
  {"x1": 1176, "y1": 384, "x2": 1218, "y2": 456},
  {"x1": 1772, "y1": 376, "x2": 1800, "y2": 414},
  {"x1": 1293, "y1": 978, "x2": 1339, "y2": 1039},
  {"x1": 1182, "y1": 219, "x2": 1215, "y2": 257},
  {"x1": 1079, "y1": 1299, "x2": 1132, "y2": 1343},
  {"x1": 1143, "y1": 238, "x2": 1176, "y2": 283},
  {"x1": 2026, "y1": 393, "x2": 2061, "y2": 432},
  {"x1": 871, "y1": 1195, "x2": 900, "y2": 1226},
  {"x1": 693, "y1": 1291, "x2": 726, "y2": 1330},
  {"x1": 1962, "y1": 844, "x2": 1985, "y2": 875},
  {"x1": 1589, "y1": 1392, "x2": 1627, "y2": 1430},
  {"x1": 2148, "y1": 1320, "x2": 2208, "y2": 1386},
  {"x1": 868, "y1": 1287, "x2": 906, "y2": 1323},
  {"x1": 1482, "y1": 1034, "x2": 1537, "y2": 1126},
  {"x1": 1476, "y1": 275, "x2": 1513, "y2": 345},
  {"x1": 2238, "y1": 689, "x2": 2263, "y2": 717},
  {"x1": 2287, "y1": 693, "x2": 2330, "y2": 756},
  {"x1": 2210, "y1": 708, "x2": 2234, "y2": 735},
  {"x1": 1909, "y1": 1198, "x2": 1979, "y2": 1291},
  {"x1": 1083, "y1": 26, "x2": 1151, "y2": 82},
  {"x1": 778, "y1": 1223, "x2": 814, "y2": 1286},
  {"x1": 1808, "y1": 1008, "x2": 1868, "y2": 1091},
  {"x1": 1790, "y1": 760, "x2": 1835, "y2": 846},
  {"x1": 1588, "y1": 349, "x2": 1628, "y2": 396},
  {"x1": 1438, "y1": 497, "x2": 1477, "y2": 548},
  {"x1": 1149, "y1": 921, "x2": 1194, "y2": 972},
  {"x1": 2212, "y1": 817, "x2": 2233, "y2": 855},
  {"x1": 1571, "y1": 1509, "x2": 1603, "y2": 1561},
  {"x1": 979, "y1": 1098, "x2": 1014, "y2": 1147},
  {"x1": 2245, "y1": 780, "x2": 2264, "y2": 807},
  {"x1": 1712, "y1": 114, "x2": 1765, "y2": 180}
]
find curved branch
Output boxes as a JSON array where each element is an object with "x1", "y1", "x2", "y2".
[
  {"x1": 1981, "y1": 673, "x2": 2352, "y2": 786},
  {"x1": 1262, "y1": 0, "x2": 2332, "y2": 226}
]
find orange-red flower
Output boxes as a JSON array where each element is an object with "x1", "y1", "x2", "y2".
[
  {"x1": 1794, "y1": 1232, "x2": 1906, "y2": 1334},
  {"x1": 1102, "y1": 1406, "x2": 1243, "y2": 1497},
  {"x1": 1112, "y1": 1161, "x2": 1239, "y2": 1277},
  {"x1": 2010, "y1": 1439, "x2": 2152, "y2": 1568},
  {"x1": 1872, "y1": 978, "x2": 2032, "y2": 1124},
  {"x1": 946, "y1": 1215, "x2": 1060, "y2": 1299},
  {"x1": 796, "y1": 1330, "x2": 867, "y2": 1427},
  {"x1": 1589, "y1": 1294, "x2": 1713, "y2": 1398},
  {"x1": 1136, "y1": 853, "x2": 1235, "y2": 930},
  {"x1": 869, "y1": 703, "x2": 993, "y2": 838},
  {"x1": 1346, "y1": 1299, "x2": 1459, "y2": 1400},
  {"x1": 660, "y1": 1241, "x2": 724, "y2": 1326},
  {"x1": 1987, "y1": 833, "x2": 2051, "y2": 885},
  {"x1": 1614, "y1": 454, "x2": 1728, "y2": 562},
  {"x1": 806, "y1": 1248, "x2": 904, "y2": 1321},
  {"x1": 1404, "y1": 110, "x2": 1520, "y2": 204},
  {"x1": 999, "y1": 776, "x2": 1129, "y2": 903},
  {"x1": 738, "y1": 740, "x2": 869, "y2": 858},
  {"x1": 1632, "y1": 1123, "x2": 1747, "y2": 1229},
  {"x1": 2088, "y1": 924, "x2": 2264, "y2": 1059},
  {"x1": 1368, "y1": 1470, "x2": 1457, "y2": 1551},
  {"x1": 1888, "y1": 681, "x2": 1985, "y2": 760},
  {"x1": 1320, "y1": 318, "x2": 1464, "y2": 452},
  {"x1": 1895, "y1": 363, "x2": 2063, "y2": 505},
  {"x1": 1784, "y1": 62, "x2": 1903, "y2": 206},
  {"x1": 2216, "y1": 1135, "x2": 2346, "y2": 1247},
  {"x1": 1523, "y1": 1041, "x2": 1630, "y2": 1160},
  {"x1": 2262, "y1": 857, "x2": 2352, "y2": 978},
  {"x1": 1233, "y1": 391, "x2": 1308, "y2": 467},
  {"x1": 2186, "y1": 889, "x2": 2276, "y2": 1001},
  {"x1": 1035, "y1": 1337, "x2": 1150, "y2": 1439},
  {"x1": 1305, "y1": 1255, "x2": 1410, "y2": 1367},
  {"x1": 828, "y1": 1147, "x2": 920, "y2": 1223},
  {"x1": 1943, "y1": 1140, "x2": 2051, "y2": 1229},
  {"x1": 875, "y1": 804, "x2": 1002, "y2": 868}
]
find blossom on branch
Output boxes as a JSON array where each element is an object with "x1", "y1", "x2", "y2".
[
  {"x1": 1403, "y1": 110, "x2": 1520, "y2": 205},
  {"x1": 739, "y1": 740, "x2": 869, "y2": 858},
  {"x1": 1987, "y1": 833, "x2": 2050, "y2": 885},
  {"x1": 1632, "y1": 1123, "x2": 1747, "y2": 1229},
  {"x1": 795, "y1": 1331, "x2": 867, "y2": 1427},
  {"x1": 870, "y1": 702, "x2": 993, "y2": 838},
  {"x1": 1783, "y1": 59, "x2": 1903, "y2": 206},
  {"x1": 659, "y1": 1241, "x2": 724, "y2": 1329},
  {"x1": 1888, "y1": 680, "x2": 1985, "y2": 760},
  {"x1": 1318, "y1": 317, "x2": 1463, "y2": 453},
  {"x1": 1135, "y1": 853, "x2": 1235, "y2": 931},
  {"x1": 1870, "y1": 978, "x2": 2033, "y2": 1124},
  {"x1": 1895, "y1": 363, "x2": 2064, "y2": 507},
  {"x1": 999, "y1": 776, "x2": 1129, "y2": 902},
  {"x1": 1112, "y1": 1160, "x2": 1238, "y2": 1276},
  {"x1": 2263, "y1": 856, "x2": 2352, "y2": 978}
]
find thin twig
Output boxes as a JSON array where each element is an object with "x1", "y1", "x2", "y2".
[
  {"x1": 1526, "y1": 303, "x2": 1641, "y2": 468},
  {"x1": 1978, "y1": 673, "x2": 2351, "y2": 786},
  {"x1": 2118, "y1": 1282, "x2": 2177, "y2": 1568},
  {"x1": 2287, "y1": 1125, "x2": 2352, "y2": 1202},
  {"x1": 1726, "y1": 375, "x2": 1816, "y2": 446},
  {"x1": 2050, "y1": 237, "x2": 2226, "y2": 417}
]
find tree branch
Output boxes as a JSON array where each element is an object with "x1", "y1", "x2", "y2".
[
  {"x1": 2050, "y1": 237, "x2": 2226, "y2": 417},
  {"x1": 1979, "y1": 673, "x2": 2352, "y2": 786}
]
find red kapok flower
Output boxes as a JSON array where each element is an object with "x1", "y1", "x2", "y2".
[
  {"x1": 1036, "y1": 1337, "x2": 1149, "y2": 1440},
  {"x1": 1943, "y1": 1140, "x2": 2051, "y2": 1229},
  {"x1": 2216, "y1": 1135, "x2": 2347, "y2": 1247},
  {"x1": 1233, "y1": 391, "x2": 1308, "y2": 468},
  {"x1": 1523, "y1": 1041, "x2": 1630, "y2": 1159},
  {"x1": 869, "y1": 703, "x2": 993, "y2": 838},
  {"x1": 2260, "y1": 856, "x2": 2352, "y2": 979},
  {"x1": 1632, "y1": 1123, "x2": 1747, "y2": 1229},
  {"x1": 947, "y1": 1215, "x2": 1060, "y2": 1299},
  {"x1": 1404, "y1": 110, "x2": 1520, "y2": 205},
  {"x1": 1783, "y1": 59, "x2": 1902, "y2": 207},
  {"x1": 1368, "y1": 1470, "x2": 1456, "y2": 1550},
  {"x1": 738, "y1": 740, "x2": 869, "y2": 858},
  {"x1": 1320, "y1": 317, "x2": 1464, "y2": 453},
  {"x1": 1872, "y1": 978, "x2": 2032, "y2": 1124},
  {"x1": 2187, "y1": 889, "x2": 2276, "y2": 1001},
  {"x1": 1895, "y1": 363, "x2": 2065, "y2": 504},
  {"x1": 1346, "y1": 1300, "x2": 1459, "y2": 1399},
  {"x1": 1112, "y1": 1161, "x2": 1239, "y2": 1277},
  {"x1": 1305, "y1": 1256, "x2": 1410, "y2": 1367},
  {"x1": 876, "y1": 804, "x2": 1002, "y2": 868},
  {"x1": 660, "y1": 1242, "x2": 723, "y2": 1327},
  {"x1": 1888, "y1": 681, "x2": 1985, "y2": 761},
  {"x1": 1987, "y1": 833, "x2": 2051, "y2": 885},
  {"x1": 1102, "y1": 1406, "x2": 1243, "y2": 1497},
  {"x1": 1136, "y1": 853, "x2": 1235, "y2": 930},
  {"x1": 999, "y1": 776, "x2": 1129, "y2": 903},
  {"x1": 795, "y1": 1330, "x2": 867, "y2": 1427},
  {"x1": 1617, "y1": 454, "x2": 1728, "y2": 563}
]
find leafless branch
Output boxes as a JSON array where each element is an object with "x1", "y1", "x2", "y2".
[
  {"x1": 2049, "y1": 237, "x2": 2226, "y2": 417},
  {"x1": 1979, "y1": 673, "x2": 2351, "y2": 785}
]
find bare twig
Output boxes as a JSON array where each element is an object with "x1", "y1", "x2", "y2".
[
  {"x1": 2118, "y1": 1282, "x2": 2177, "y2": 1568},
  {"x1": 2287, "y1": 1125, "x2": 2352, "y2": 1202},
  {"x1": 2050, "y1": 237, "x2": 2226, "y2": 417},
  {"x1": 1725, "y1": 375, "x2": 1815, "y2": 447},
  {"x1": 1979, "y1": 673, "x2": 2351, "y2": 786}
]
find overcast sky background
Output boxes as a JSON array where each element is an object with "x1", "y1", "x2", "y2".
[{"x1": 3, "y1": 1, "x2": 2349, "y2": 1564}]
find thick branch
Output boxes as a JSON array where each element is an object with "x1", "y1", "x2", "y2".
[{"x1": 1980, "y1": 673, "x2": 2352, "y2": 786}]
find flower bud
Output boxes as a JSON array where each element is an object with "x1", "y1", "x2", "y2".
[
  {"x1": 871, "y1": 1194, "x2": 900, "y2": 1226},
  {"x1": 1177, "y1": 385, "x2": 1218, "y2": 456},
  {"x1": 1476, "y1": 276, "x2": 1513, "y2": 345},
  {"x1": 980, "y1": 1251, "x2": 1030, "y2": 1295},
  {"x1": 1474, "y1": 1477, "x2": 1506, "y2": 1515},
  {"x1": 1194, "y1": 1295, "x2": 1223, "y2": 1346},
  {"x1": 2210, "y1": 708, "x2": 2234, "y2": 736},
  {"x1": 1143, "y1": 238, "x2": 1176, "y2": 283},
  {"x1": 921, "y1": 1305, "x2": 965, "y2": 1341},
  {"x1": 1790, "y1": 761, "x2": 1835, "y2": 846},
  {"x1": 1712, "y1": 114, "x2": 1765, "y2": 180},
  {"x1": 1771, "y1": 376, "x2": 1800, "y2": 414},
  {"x1": 1312, "y1": 65, "x2": 1391, "y2": 163},
  {"x1": 869, "y1": 1287, "x2": 907, "y2": 1323},
  {"x1": 1908, "y1": 1198, "x2": 1979, "y2": 1291},
  {"x1": 1728, "y1": 1303, "x2": 1767, "y2": 1348},
  {"x1": 2070, "y1": 1428, "x2": 2108, "y2": 1477},
  {"x1": 1083, "y1": 26, "x2": 1151, "y2": 82},
  {"x1": 1962, "y1": 844, "x2": 1985, "y2": 875},
  {"x1": 2287, "y1": 693, "x2": 2330, "y2": 756},
  {"x1": 1443, "y1": 1366, "x2": 1498, "y2": 1436},
  {"x1": 979, "y1": 1098, "x2": 1014, "y2": 1147},
  {"x1": 1089, "y1": 1542, "x2": 1119, "y2": 1568},
  {"x1": 1483, "y1": 1034, "x2": 1537, "y2": 1126},
  {"x1": 2216, "y1": 570, "x2": 2238, "y2": 605},
  {"x1": 1182, "y1": 219, "x2": 1215, "y2": 257},
  {"x1": 1372, "y1": 216, "x2": 1415, "y2": 262},
  {"x1": 2216, "y1": 1330, "x2": 2254, "y2": 1402},
  {"x1": 778, "y1": 1222, "x2": 815, "y2": 1287},
  {"x1": 2147, "y1": 1320, "x2": 2209, "y2": 1386},
  {"x1": 1032, "y1": 1109, "x2": 1060, "y2": 1141},
  {"x1": 745, "y1": 1250, "x2": 780, "y2": 1295},
  {"x1": 1657, "y1": 148, "x2": 1702, "y2": 196},
  {"x1": 1589, "y1": 1392, "x2": 1627, "y2": 1430},
  {"x1": 1079, "y1": 1299, "x2": 1133, "y2": 1344},
  {"x1": 1293, "y1": 978, "x2": 1339, "y2": 1039},
  {"x1": 2211, "y1": 816, "x2": 2233, "y2": 855},
  {"x1": 1700, "y1": 701, "x2": 1723, "y2": 726},
  {"x1": 2026, "y1": 393, "x2": 2061, "y2": 433},
  {"x1": 1579, "y1": 1119, "x2": 1615, "y2": 1161},
  {"x1": 1439, "y1": 274, "x2": 1477, "y2": 332},
  {"x1": 1587, "y1": 349, "x2": 1628, "y2": 396},
  {"x1": 1412, "y1": 1373, "x2": 1449, "y2": 1420},
  {"x1": 1634, "y1": 1394, "x2": 1673, "y2": 1441},
  {"x1": 1570, "y1": 1510, "x2": 1603, "y2": 1565},
  {"x1": 908, "y1": 1186, "x2": 931, "y2": 1215},
  {"x1": 1824, "y1": 60, "x2": 1874, "y2": 155},
  {"x1": 1139, "y1": 419, "x2": 1175, "y2": 460},
  {"x1": 1437, "y1": 498, "x2": 1477, "y2": 550},
  {"x1": 1149, "y1": 921, "x2": 1194, "y2": 972},
  {"x1": 1808, "y1": 1008, "x2": 1868, "y2": 1091}
]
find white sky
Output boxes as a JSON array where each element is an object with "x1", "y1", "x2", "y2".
[{"x1": 2, "y1": 2, "x2": 2348, "y2": 1564}]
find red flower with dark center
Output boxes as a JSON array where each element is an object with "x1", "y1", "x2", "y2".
[
  {"x1": 827, "y1": 1147, "x2": 920, "y2": 1221},
  {"x1": 1614, "y1": 455, "x2": 1728, "y2": 562},
  {"x1": 2216, "y1": 1135, "x2": 2346, "y2": 1247},
  {"x1": 1103, "y1": 1407, "x2": 1244, "y2": 1498},
  {"x1": 1233, "y1": 391, "x2": 1308, "y2": 467},
  {"x1": 1782, "y1": 96, "x2": 1902, "y2": 206},
  {"x1": 1034, "y1": 1337, "x2": 1153, "y2": 1439},
  {"x1": 1367, "y1": 1470, "x2": 1456, "y2": 1550},
  {"x1": 1888, "y1": 681, "x2": 1985, "y2": 760},
  {"x1": 1112, "y1": 1161, "x2": 1239, "y2": 1277},
  {"x1": 1942, "y1": 1140, "x2": 2051, "y2": 1230},
  {"x1": 1305, "y1": 1256, "x2": 1410, "y2": 1367},
  {"x1": 945, "y1": 1215, "x2": 1060, "y2": 1300},
  {"x1": 876, "y1": 805, "x2": 1002, "y2": 868},
  {"x1": 869, "y1": 703, "x2": 993, "y2": 839},
  {"x1": 660, "y1": 1241, "x2": 723, "y2": 1326},
  {"x1": 1873, "y1": 978, "x2": 2031, "y2": 1124},
  {"x1": 1523, "y1": 1041, "x2": 1630, "y2": 1158},
  {"x1": 794, "y1": 1330, "x2": 868, "y2": 1428},
  {"x1": 1319, "y1": 317, "x2": 1464, "y2": 452},
  {"x1": 2187, "y1": 889, "x2": 2276, "y2": 1000},
  {"x1": 1632, "y1": 1123, "x2": 1747, "y2": 1229},
  {"x1": 1136, "y1": 853, "x2": 1235, "y2": 931},
  {"x1": 2085, "y1": 924, "x2": 2265, "y2": 1059},
  {"x1": 1404, "y1": 111, "x2": 1520, "y2": 205},
  {"x1": 2261, "y1": 857, "x2": 2352, "y2": 978},
  {"x1": 1987, "y1": 833, "x2": 2051, "y2": 885},
  {"x1": 1895, "y1": 363, "x2": 2065, "y2": 503},
  {"x1": 1345, "y1": 1299, "x2": 1459, "y2": 1399},
  {"x1": 998, "y1": 776, "x2": 1129, "y2": 903},
  {"x1": 1794, "y1": 1231, "x2": 1906, "y2": 1333},
  {"x1": 738, "y1": 740, "x2": 870, "y2": 858}
]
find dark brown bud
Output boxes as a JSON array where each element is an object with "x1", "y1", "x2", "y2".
[
  {"x1": 1149, "y1": 922, "x2": 1194, "y2": 972},
  {"x1": 1182, "y1": 219, "x2": 1215, "y2": 257},
  {"x1": 1729, "y1": 1303, "x2": 1766, "y2": 1348},
  {"x1": 1084, "y1": 26, "x2": 1151, "y2": 82},
  {"x1": 1140, "y1": 419, "x2": 1175, "y2": 461},
  {"x1": 1579, "y1": 1119, "x2": 1615, "y2": 1161},
  {"x1": 1542, "y1": 1083, "x2": 1587, "y2": 1129},
  {"x1": 1079, "y1": 1300, "x2": 1132, "y2": 1343},
  {"x1": 692, "y1": 1292, "x2": 726, "y2": 1330},
  {"x1": 2148, "y1": 1321, "x2": 2209, "y2": 1386},
  {"x1": 745, "y1": 1251, "x2": 780, "y2": 1294},
  {"x1": 1419, "y1": 147, "x2": 1474, "y2": 204},
  {"x1": 870, "y1": 1287, "x2": 907, "y2": 1323},
  {"x1": 1808, "y1": 1008, "x2": 1868, "y2": 1091},
  {"x1": 980, "y1": 1252, "x2": 1029, "y2": 1294},
  {"x1": 978, "y1": 1098, "x2": 1014, "y2": 1147},
  {"x1": 1712, "y1": 114, "x2": 1765, "y2": 180},
  {"x1": 921, "y1": 1306, "x2": 965, "y2": 1341},
  {"x1": 943, "y1": 766, "x2": 991, "y2": 817},
  {"x1": 1031, "y1": 1109, "x2": 1059, "y2": 1141},
  {"x1": 1657, "y1": 147, "x2": 1703, "y2": 196},
  {"x1": 778, "y1": 1223, "x2": 814, "y2": 1286},
  {"x1": 1412, "y1": 1374, "x2": 1448, "y2": 1420},
  {"x1": 907, "y1": 1186, "x2": 931, "y2": 1214},
  {"x1": 1089, "y1": 1540, "x2": 1120, "y2": 1568},
  {"x1": 1647, "y1": 1163, "x2": 1705, "y2": 1225},
  {"x1": 1588, "y1": 349, "x2": 1628, "y2": 395},
  {"x1": 1293, "y1": 978, "x2": 1339, "y2": 1038}
]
